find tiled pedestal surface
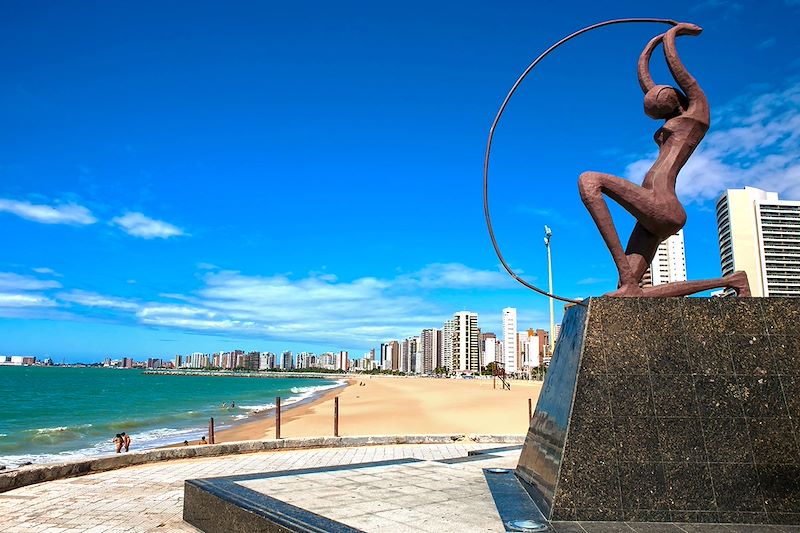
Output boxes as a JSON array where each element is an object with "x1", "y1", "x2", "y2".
[{"x1": 517, "y1": 297, "x2": 800, "y2": 525}]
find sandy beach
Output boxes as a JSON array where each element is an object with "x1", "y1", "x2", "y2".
[{"x1": 214, "y1": 376, "x2": 543, "y2": 442}]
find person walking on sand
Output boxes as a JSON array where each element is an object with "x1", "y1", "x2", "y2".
[
  {"x1": 121, "y1": 432, "x2": 131, "y2": 452},
  {"x1": 113, "y1": 433, "x2": 123, "y2": 453},
  {"x1": 199, "y1": 436, "x2": 208, "y2": 445}
]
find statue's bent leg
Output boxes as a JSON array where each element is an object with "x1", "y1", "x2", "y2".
[
  {"x1": 641, "y1": 271, "x2": 751, "y2": 297},
  {"x1": 579, "y1": 171, "x2": 660, "y2": 293},
  {"x1": 624, "y1": 222, "x2": 662, "y2": 285}
]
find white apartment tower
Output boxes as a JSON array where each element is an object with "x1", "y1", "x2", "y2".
[
  {"x1": 483, "y1": 337, "x2": 500, "y2": 367},
  {"x1": 442, "y1": 319, "x2": 455, "y2": 371},
  {"x1": 502, "y1": 308, "x2": 517, "y2": 374},
  {"x1": 716, "y1": 187, "x2": 800, "y2": 297},
  {"x1": 641, "y1": 230, "x2": 687, "y2": 287},
  {"x1": 452, "y1": 311, "x2": 480, "y2": 373},
  {"x1": 420, "y1": 328, "x2": 440, "y2": 374}
]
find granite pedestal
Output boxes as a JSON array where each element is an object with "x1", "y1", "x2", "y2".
[{"x1": 516, "y1": 297, "x2": 800, "y2": 526}]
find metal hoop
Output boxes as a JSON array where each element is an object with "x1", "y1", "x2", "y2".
[{"x1": 483, "y1": 18, "x2": 678, "y2": 306}]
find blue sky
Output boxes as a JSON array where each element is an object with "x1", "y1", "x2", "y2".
[{"x1": 1, "y1": 1, "x2": 799, "y2": 362}]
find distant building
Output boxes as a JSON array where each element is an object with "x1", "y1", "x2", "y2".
[
  {"x1": 385, "y1": 341, "x2": 400, "y2": 371},
  {"x1": 452, "y1": 311, "x2": 479, "y2": 373},
  {"x1": 716, "y1": 186, "x2": 800, "y2": 297},
  {"x1": 0, "y1": 356, "x2": 36, "y2": 366},
  {"x1": 480, "y1": 332, "x2": 497, "y2": 368},
  {"x1": 280, "y1": 351, "x2": 293, "y2": 370},
  {"x1": 259, "y1": 352, "x2": 275, "y2": 370},
  {"x1": 641, "y1": 230, "x2": 687, "y2": 288},
  {"x1": 420, "y1": 328, "x2": 440, "y2": 374},
  {"x1": 380, "y1": 342, "x2": 396, "y2": 371},
  {"x1": 536, "y1": 329, "x2": 550, "y2": 365},
  {"x1": 400, "y1": 337, "x2": 418, "y2": 373},
  {"x1": 502, "y1": 308, "x2": 517, "y2": 374},
  {"x1": 336, "y1": 351, "x2": 348, "y2": 371},
  {"x1": 441, "y1": 319, "x2": 454, "y2": 372}
]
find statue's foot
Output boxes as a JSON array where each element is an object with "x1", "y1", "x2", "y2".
[
  {"x1": 727, "y1": 270, "x2": 751, "y2": 297},
  {"x1": 604, "y1": 284, "x2": 644, "y2": 297}
]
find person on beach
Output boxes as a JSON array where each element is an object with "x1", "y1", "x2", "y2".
[
  {"x1": 230, "y1": 401, "x2": 235, "y2": 409},
  {"x1": 121, "y1": 432, "x2": 131, "y2": 452},
  {"x1": 221, "y1": 402, "x2": 227, "y2": 409},
  {"x1": 183, "y1": 440, "x2": 189, "y2": 446},
  {"x1": 113, "y1": 434, "x2": 123, "y2": 453},
  {"x1": 199, "y1": 436, "x2": 208, "y2": 445}
]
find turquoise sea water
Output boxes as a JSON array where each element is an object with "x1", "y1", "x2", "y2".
[{"x1": 0, "y1": 366, "x2": 341, "y2": 467}]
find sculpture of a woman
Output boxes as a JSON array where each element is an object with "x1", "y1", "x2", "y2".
[{"x1": 578, "y1": 22, "x2": 750, "y2": 297}]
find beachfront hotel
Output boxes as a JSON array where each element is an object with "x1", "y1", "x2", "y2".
[
  {"x1": 640, "y1": 229, "x2": 687, "y2": 288},
  {"x1": 502, "y1": 307, "x2": 517, "y2": 373},
  {"x1": 452, "y1": 311, "x2": 480, "y2": 372},
  {"x1": 716, "y1": 186, "x2": 800, "y2": 297}
]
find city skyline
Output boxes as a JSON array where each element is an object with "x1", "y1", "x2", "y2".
[{"x1": 1, "y1": 2, "x2": 799, "y2": 362}]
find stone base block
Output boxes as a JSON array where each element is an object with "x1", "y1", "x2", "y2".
[{"x1": 516, "y1": 297, "x2": 800, "y2": 525}]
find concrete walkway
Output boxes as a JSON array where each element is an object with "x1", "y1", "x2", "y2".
[{"x1": 0, "y1": 442, "x2": 502, "y2": 532}]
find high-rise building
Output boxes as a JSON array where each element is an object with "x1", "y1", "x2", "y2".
[
  {"x1": 502, "y1": 308, "x2": 517, "y2": 374},
  {"x1": 442, "y1": 319, "x2": 455, "y2": 371},
  {"x1": 452, "y1": 311, "x2": 480, "y2": 373},
  {"x1": 536, "y1": 329, "x2": 551, "y2": 365},
  {"x1": 716, "y1": 187, "x2": 800, "y2": 297},
  {"x1": 280, "y1": 351, "x2": 293, "y2": 370},
  {"x1": 420, "y1": 328, "x2": 440, "y2": 374},
  {"x1": 336, "y1": 351, "x2": 349, "y2": 371},
  {"x1": 480, "y1": 332, "x2": 497, "y2": 368},
  {"x1": 641, "y1": 230, "x2": 687, "y2": 288},
  {"x1": 380, "y1": 341, "x2": 400, "y2": 371}
]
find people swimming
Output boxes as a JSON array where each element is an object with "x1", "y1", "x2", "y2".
[{"x1": 578, "y1": 22, "x2": 749, "y2": 297}]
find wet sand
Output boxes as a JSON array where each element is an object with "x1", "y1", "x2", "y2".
[{"x1": 214, "y1": 375, "x2": 543, "y2": 442}]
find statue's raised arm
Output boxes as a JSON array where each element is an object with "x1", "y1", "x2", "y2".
[
  {"x1": 638, "y1": 33, "x2": 665, "y2": 93},
  {"x1": 663, "y1": 22, "x2": 708, "y2": 119}
]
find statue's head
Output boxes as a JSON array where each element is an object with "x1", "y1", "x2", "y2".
[{"x1": 644, "y1": 85, "x2": 682, "y2": 119}]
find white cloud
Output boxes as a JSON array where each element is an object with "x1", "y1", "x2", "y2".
[
  {"x1": 0, "y1": 272, "x2": 60, "y2": 312},
  {"x1": 7, "y1": 262, "x2": 530, "y2": 348},
  {"x1": 130, "y1": 264, "x2": 519, "y2": 345},
  {"x1": 0, "y1": 292, "x2": 57, "y2": 307},
  {"x1": 0, "y1": 272, "x2": 61, "y2": 291},
  {"x1": 111, "y1": 212, "x2": 185, "y2": 239},
  {"x1": 576, "y1": 277, "x2": 612, "y2": 285},
  {"x1": 0, "y1": 199, "x2": 96, "y2": 225},
  {"x1": 32, "y1": 267, "x2": 61, "y2": 277},
  {"x1": 625, "y1": 81, "x2": 800, "y2": 203},
  {"x1": 400, "y1": 262, "x2": 517, "y2": 289},
  {"x1": 58, "y1": 290, "x2": 139, "y2": 311}
]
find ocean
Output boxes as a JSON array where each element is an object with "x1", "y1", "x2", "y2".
[{"x1": 0, "y1": 366, "x2": 342, "y2": 468}]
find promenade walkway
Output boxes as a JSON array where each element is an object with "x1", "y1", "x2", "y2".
[{"x1": 0, "y1": 442, "x2": 506, "y2": 532}]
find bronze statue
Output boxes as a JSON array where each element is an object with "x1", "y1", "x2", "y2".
[{"x1": 578, "y1": 22, "x2": 750, "y2": 297}]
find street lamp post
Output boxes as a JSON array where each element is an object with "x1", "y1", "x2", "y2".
[{"x1": 544, "y1": 226, "x2": 555, "y2": 355}]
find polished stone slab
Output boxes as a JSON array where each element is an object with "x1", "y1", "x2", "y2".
[
  {"x1": 516, "y1": 297, "x2": 800, "y2": 525},
  {"x1": 486, "y1": 467, "x2": 800, "y2": 532},
  {"x1": 185, "y1": 448, "x2": 523, "y2": 532}
]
